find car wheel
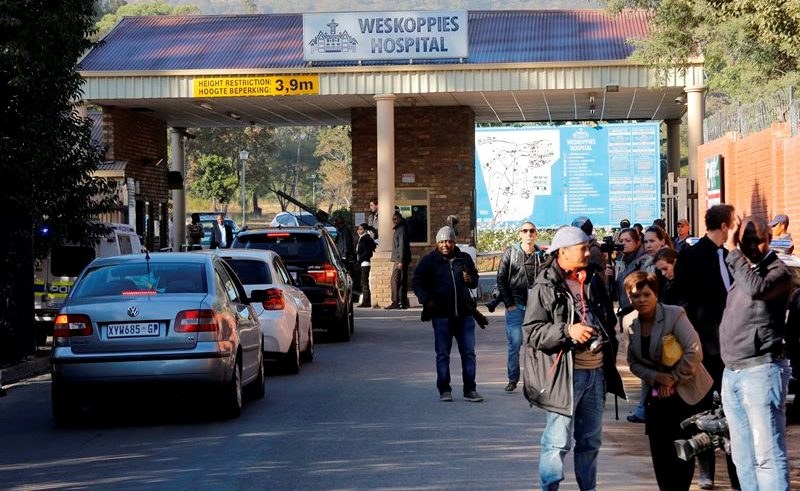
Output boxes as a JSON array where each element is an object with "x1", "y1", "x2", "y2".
[
  {"x1": 52, "y1": 380, "x2": 77, "y2": 426},
  {"x1": 248, "y1": 348, "x2": 266, "y2": 400},
  {"x1": 349, "y1": 301, "x2": 355, "y2": 335},
  {"x1": 300, "y1": 325, "x2": 314, "y2": 363},
  {"x1": 335, "y1": 305, "x2": 352, "y2": 342},
  {"x1": 281, "y1": 326, "x2": 301, "y2": 374},
  {"x1": 220, "y1": 360, "x2": 243, "y2": 418}
]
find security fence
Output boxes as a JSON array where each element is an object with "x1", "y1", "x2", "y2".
[{"x1": 704, "y1": 86, "x2": 799, "y2": 141}]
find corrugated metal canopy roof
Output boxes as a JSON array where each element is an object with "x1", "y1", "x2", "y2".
[
  {"x1": 80, "y1": 10, "x2": 650, "y2": 71},
  {"x1": 79, "y1": 10, "x2": 702, "y2": 127}
]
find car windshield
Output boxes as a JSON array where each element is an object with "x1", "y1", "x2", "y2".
[
  {"x1": 71, "y1": 262, "x2": 207, "y2": 297},
  {"x1": 224, "y1": 258, "x2": 272, "y2": 285},
  {"x1": 235, "y1": 233, "x2": 326, "y2": 262}
]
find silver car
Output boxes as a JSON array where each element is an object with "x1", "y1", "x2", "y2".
[
  {"x1": 201, "y1": 249, "x2": 314, "y2": 374},
  {"x1": 51, "y1": 252, "x2": 266, "y2": 424}
]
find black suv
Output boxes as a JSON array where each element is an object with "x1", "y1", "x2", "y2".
[{"x1": 232, "y1": 226, "x2": 354, "y2": 341}]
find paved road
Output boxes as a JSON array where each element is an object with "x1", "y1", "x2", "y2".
[{"x1": 0, "y1": 308, "x2": 750, "y2": 490}]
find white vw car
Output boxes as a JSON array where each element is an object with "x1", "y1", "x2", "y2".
[{"x1": 198, "y1": 249, "x2": 314, "y2": 374}]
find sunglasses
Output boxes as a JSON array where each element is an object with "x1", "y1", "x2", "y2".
[{"x1": 520, "y1": 228, "x2": 536, "y2": 234}]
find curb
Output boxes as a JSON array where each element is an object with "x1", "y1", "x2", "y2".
[{"x1": 1, "y1": 356, "x2": 51, "y2": 387}]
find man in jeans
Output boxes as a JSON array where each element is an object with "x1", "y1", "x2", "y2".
[
  {"x1": 523, "y1": 226, "x2": 624, "y2": 490},
  {"x1": 720, "y1": 215, "x2": 792, "y2": 490},
  {"x1": 413, "y1": 226, "x2": 483, "y2": 402},
  {"x1": 496, "y1": 221, "x2": 548, "y2": 391}
]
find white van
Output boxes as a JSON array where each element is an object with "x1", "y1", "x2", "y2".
[{"x1": 34, "y1": 223, "x2": 143, "y2": 341}]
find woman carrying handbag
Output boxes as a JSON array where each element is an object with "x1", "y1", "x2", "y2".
[{"x1": 622, "y1": 271, "x2": 714, "y2": 491}]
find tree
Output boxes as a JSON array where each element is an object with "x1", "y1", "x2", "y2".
[
  {"x1": 186, "y1": 154, "x2": 239, "y2": 210},
  {"x1": 1, "y1": 0, "x2": 117, "y2": 362},
  {"x1": 314, "y1": 126, "x2": 352, "y2": 212},
  {"x1": 185, "y1": 126, "x2": 278, "y2": 214},
  {"x1": 95, "y1": 0, "x2": 200, "y2": 38},
  {"x1": 605, "y1": 0, "x2": 800, "y2": 101}
]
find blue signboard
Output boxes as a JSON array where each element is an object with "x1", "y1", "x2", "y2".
[{"x1": 475, "y1": 123, "x2": 661, "y2": 229}]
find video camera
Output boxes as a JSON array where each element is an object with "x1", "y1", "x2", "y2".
[
  {"x1": 674, "y1": 397, "x2": 731, "y2": 461},
  {"x1": 599, "y1": 235, "x2": 624, "y2": 255}
]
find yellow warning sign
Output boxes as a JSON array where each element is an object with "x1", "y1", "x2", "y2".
[{"x1": 193, "y1": 75, "x2": 319, "y2": 98}]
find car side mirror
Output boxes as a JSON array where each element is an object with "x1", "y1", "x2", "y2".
[{"x1": 248, "y1": 289, "x2": 269, "y2": 303}]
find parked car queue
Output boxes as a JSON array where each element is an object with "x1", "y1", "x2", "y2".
[{"x1": 50, "y1": 221, "x2": 352, "y2": 425}]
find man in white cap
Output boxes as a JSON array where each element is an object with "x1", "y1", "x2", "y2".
[
  {"x1": 412, "y1": 225, "x2": 483, "y2": 402},
  {"x1": 522, "y1": 226, "x2": 624, "y2": 490}
]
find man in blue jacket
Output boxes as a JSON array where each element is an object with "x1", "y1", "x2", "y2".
[
  {"x1": 412, "y1": 226, "x2": 482, "y2": 402},
  {"x1": 721, "y1": 215, "x2": 793, "y2": 491}
]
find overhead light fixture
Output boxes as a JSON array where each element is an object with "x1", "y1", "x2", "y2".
[
  {"x1": 588, "y1": 94, "x2": 596, "y2": 105},
  {"x1": 198, "y1": 102, "x2": 214, "y2": 111},
  {"x1": 605, "y1": 84, "x2": 620, "y2": 93},
  {"x1": 227, "y1": 112, "x2": 241, "y2": 120}
]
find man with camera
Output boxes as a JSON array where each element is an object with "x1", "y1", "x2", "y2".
[
  {"x1": 494, "y1": 221, "x2": 549, "y2": 392},
  {"x1": 720, "y1": 215, "x2": 793, "y2": 490},
  {"x1": 522, "y1": 226, "x2": 625, "y2": 490},
  {"x1": 412, "y1": 226, "x2": 484, "y2": 403}
]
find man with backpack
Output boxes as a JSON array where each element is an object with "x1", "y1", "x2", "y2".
[{"x1": 496, "y1": 221, "x2": 549, "y2": 392}]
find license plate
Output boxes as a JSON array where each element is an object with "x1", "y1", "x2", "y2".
[{"x1": 107, "y1": 323, "x2": 160, "y2": 338}]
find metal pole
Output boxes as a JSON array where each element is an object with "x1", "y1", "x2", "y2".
[
  {"x1": 241, "y1": 157, "x2": 246, "y2": 226},
  {"x1": 238, "y1": 150, "x2": 249, "y2": 227}
]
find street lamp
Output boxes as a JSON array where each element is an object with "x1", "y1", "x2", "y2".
[{"x1": 239, "y1": 150, "x2": 249, "y2": 227}]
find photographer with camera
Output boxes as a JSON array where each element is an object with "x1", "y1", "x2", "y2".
[
  {"x1": 622, "y1": 271, "x2": 713, "y2": 491},
  {"x1": 494, "y1": 221, "x2": 549, "y2": 392},
  {"x1": 412, "y1": 226, "x2": 484, "y2": 403},
  {"x1": 719, "y1": 215, "x2": 793, "y2": 491},
  {"x1": 522, "y1": 226, "x2": 624, "y2": 490}
]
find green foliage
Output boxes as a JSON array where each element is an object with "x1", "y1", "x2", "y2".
[
  {"x1": 607, "y1": 0, "x2": 800, "y2": 101},
  {"x1": 477, "y1": 227, "x2": 615, "y2": 252},
  {"x1": 2, "y1": 0, "x2": 117, "y2": 258},
  {"x1": 95, "y1": 0, "x2": 200, "y2": 38},
  {"x1": 314, "y1": 126, "x2": 352, "y2": 212},
  {"x1": 187, "y1": 154, "x2": 239, "y2": 206},
  {"x1": 185, "y1": 126, "x2": 278, "y2": 211}
]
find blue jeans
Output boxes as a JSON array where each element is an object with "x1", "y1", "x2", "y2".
[
  {"x1": 721, "y1": 359, "x2": 791, "y2": 491},
  {"x1": 432, "y1": 316, "x2": 476, "y2": 395},
  {"x1": 540, "y1": 367, "x2": 606, "y2": 491},
  {"x1": 504, "y1": 306, "x2": 524, "y2": 383}
]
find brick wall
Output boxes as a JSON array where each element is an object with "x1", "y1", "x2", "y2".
[
  {"x1": 352, "y1": 105, "x2": 476, "y2": 306},
  {"x1": 697, "y1": 122, "x2": 799, "y2": 242},
  {"x1": 102, "y1": 107, "x2": 169, "y2": 249}
]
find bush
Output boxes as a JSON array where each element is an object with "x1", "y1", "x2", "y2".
[{"x1": 476, "y1": 226, "x2": 614, "y2": 253}]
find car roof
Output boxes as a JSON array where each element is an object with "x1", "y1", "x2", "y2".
[
  {"x1": 238, "y1": 226, "x2": 326, "y2": 236},
  {"x1": 89, "y1": 252, "x2": 214, "y2": 267},
  {"x1": 194, "y1": 248, "x2": 279, "y2": 261}
]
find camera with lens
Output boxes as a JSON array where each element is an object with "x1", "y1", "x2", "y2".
[
  {"x1": 599, "y1": 235, "x2": 624, "y2": 255},
  {"x1": 485, "y1": 285, "x2": 502, "y2": 313},
  {"x1": 586, "y1": 334, "x2": 605, "y2": 354},
  {"x1": 674, "y1": 398, "x2": 730, "y2": 461}
]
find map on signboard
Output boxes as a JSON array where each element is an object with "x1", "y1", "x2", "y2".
[{"x1": 475, "y1": 130, "x2": 559, "y2": 225}]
